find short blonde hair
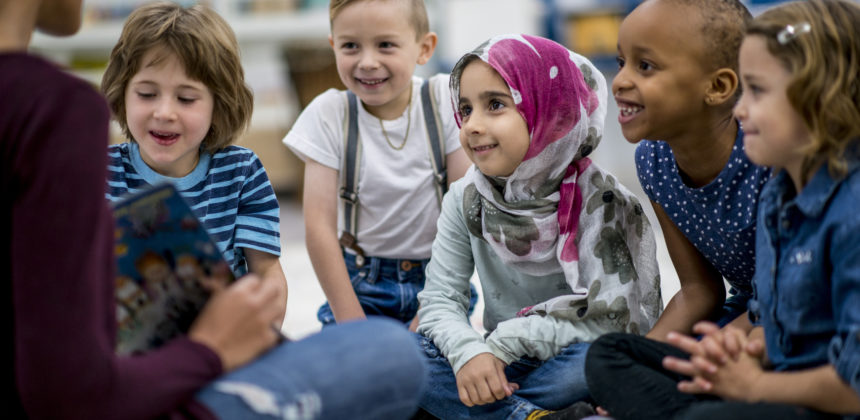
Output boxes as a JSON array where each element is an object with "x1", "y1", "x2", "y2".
[
  {"x1": 747, "y1": 0, "x2": 860, "y2": 180},
  {"x1": 101, "y1": 1, "x2": 253, "y2": 153},
  {"x1": 329, "y1": 0, "x2": 429, "y2": 39}
]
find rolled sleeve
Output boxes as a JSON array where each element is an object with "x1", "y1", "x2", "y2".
[
  {"x1": 829, "y1": 217, "x2": 860, "y2": 396},
  {"x1": 829, "y1": 328, "x2": 860, "y2": 395},
  {"x1": 485, "y1": 315, "x2": 606, "y2": 364},
  {"x1": 282, "y1": 88, "x2": 345, "y2": 170}
]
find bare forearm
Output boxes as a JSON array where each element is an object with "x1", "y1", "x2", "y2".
[
  {"x1": 244, "y1": 249, "x2": 288, "y2": 325},
  {"x1": 647, "y1": 285, "x2": 723, "y2": 341},
  {"x1": 648, "y1": 200, "x2": 725, "y2": 341},
  {"x1": 305, "y1": 230, "x2": 365, "y2": 322},
  {"x1": 749, "y1": 365, "x2": 860, "y2": 414},
  {"x1": 261, "y1": 261, "x2": 287, "y2": 325}
]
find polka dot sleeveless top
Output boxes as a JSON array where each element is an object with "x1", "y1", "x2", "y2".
[{"x1": 635, "y1": 129, "x2": 771, "y2": 295}]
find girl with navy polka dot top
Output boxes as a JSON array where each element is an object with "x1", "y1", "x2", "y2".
[{"x1": 611, "y1": 0, "x2": 771, "y2": 341}]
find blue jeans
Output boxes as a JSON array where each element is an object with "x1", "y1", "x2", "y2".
[
  {"x1": 196, "y1": 318, "x2": 426, "y2": 419},
  {"x1": 318, "y1": 252, "x2": 478, "y2": 325},
  {"x1": 415, "y1": 334, "x2": 591, "y2": 420}
]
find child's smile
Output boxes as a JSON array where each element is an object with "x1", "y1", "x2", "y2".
[
  {"x1": 329, "y1": 0, "x2": 435, "y2": 120},
  {"x1": 616, "y1": 97, "x2": 644, "y2": 125},
  {"x1": 150, "y1": 130, "x2": 181, "y2": 146},
  {"x1": 457, "y1": 60, "x2": 530, "y2": 177},
  {"x1": 356, "y1": 77, "x2": 387, "y2": 86},
  {"x1": 612, "y1": 0, "x2": 715, "y2": 144},
  {"x1": 124, "y1": 48, "x2": 213, "y2": 178}
]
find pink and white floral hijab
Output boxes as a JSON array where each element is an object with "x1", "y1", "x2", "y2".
[{"x1": 451, "y1": 34, "x2": 661, "y2": 332}]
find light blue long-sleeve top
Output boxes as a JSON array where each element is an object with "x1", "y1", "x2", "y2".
[{"x1": 418, "y1": 179, "x2": 662, "y2": 373}]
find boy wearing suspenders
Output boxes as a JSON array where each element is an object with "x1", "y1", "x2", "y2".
[{"x1": 284, "y1": 0, "x2": 471, "y2": 329}]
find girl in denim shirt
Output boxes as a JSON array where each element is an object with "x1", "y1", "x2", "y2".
[{"x1": 586, "y1": 1, "x2": 860, "y2": 419}]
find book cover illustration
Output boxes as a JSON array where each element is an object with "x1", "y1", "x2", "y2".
[{"x1": 113, "y1": 183, "x2": 233, "y2": 355}]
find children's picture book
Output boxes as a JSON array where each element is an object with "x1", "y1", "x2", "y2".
[{"x1": 112, "y1": 182, "x2": 233, "y2": 355}]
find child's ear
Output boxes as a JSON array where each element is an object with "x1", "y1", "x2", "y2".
[
  {"x1": 328, "y1": 34, "x2": 335, "y2": 49},
  {"x1": 416, "y1": 31, "x2": 438, "y2": 65},
  {"x1": 705, "y1": 68, "x2": 739, "y2": 106}
]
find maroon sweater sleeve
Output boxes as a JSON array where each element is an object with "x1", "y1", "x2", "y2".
[{"x1": 6, "y1": 54, "x2": 222, "y2": 420}]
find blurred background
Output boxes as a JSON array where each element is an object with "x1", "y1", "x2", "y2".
[{"x1": 30, "y1": 0, "x2": 787, "y2": 339}]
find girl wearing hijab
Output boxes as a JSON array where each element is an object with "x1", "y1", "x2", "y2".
[{"x1": 414, "y1": 34, "x2": 663, "y2": 420}]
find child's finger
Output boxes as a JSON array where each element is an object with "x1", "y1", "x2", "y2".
[
  {"x1": 662, "y1": 355, "x2": 698, "y2": 377},
  {"x1": 723, "y1": 329, "x2": 742, "y2": 358},
  {"x1": 677, "y1": 379, "x2": 700, "y2": 394},
  {"x1": 677, "y1": 376, "x2": 713, "y2": 394},
  {"x1": 700, "y1": 335, "x2": 728, "y2": 364},
  {"x1": 691, "y1": 321, "x2": 720, "y2": 336},
  {"x1": 458, "y1": 385, "x2": 474, "y2": 407},
  {"x1": 486, "y1": 373, "x2": 507, "y2": 401},
  {"x1": 693, "y1": 376, "x2": 713, "y2": 392},
  {"x1": 690, "y1": 355, "x2": 718, "y2": 375},
  {"x1": 476, "y1": 379, "x2": 500, "y2": 405},
  {"x1": 746, "y1": 338, "x2": 765, "y2": 358},
  {"x1": 666, "y1": 331, "x2": 703, "y2": 356}
]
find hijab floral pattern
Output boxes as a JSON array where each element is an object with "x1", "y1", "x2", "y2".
[{"x1": 452, "y1": 34, "x2": 661, "y2": 330}]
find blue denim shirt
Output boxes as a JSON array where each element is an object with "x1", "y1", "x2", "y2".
[{"x1": 748, "y1": 156, "x2": 860, "y2": 397}]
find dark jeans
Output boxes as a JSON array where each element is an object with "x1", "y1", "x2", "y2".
[{"x1": 585, "y1": 333, "x2": 840, "y2": 420}]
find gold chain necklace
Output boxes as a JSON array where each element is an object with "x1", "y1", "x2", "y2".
[{"x1": 378, "y1": 86, "x2": 413, "y2": 150}]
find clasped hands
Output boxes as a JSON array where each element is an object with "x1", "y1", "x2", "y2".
[{"x1": 663, "y1": 322, "x2": 767, "y2": 402}]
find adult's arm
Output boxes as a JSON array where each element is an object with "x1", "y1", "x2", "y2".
[{"x1": 13, "y1": 77, "x2": 222, "y2": 420}]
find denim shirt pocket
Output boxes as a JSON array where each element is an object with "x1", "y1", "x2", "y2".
[{"x1": 776, "y1": 245, "x2": 833, "y2": 349}]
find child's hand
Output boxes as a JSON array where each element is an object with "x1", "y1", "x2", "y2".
[
  {"x1": 663, "y1": 322, "x2": 766, "y2": 382},
  {"x1": 455, "y1": 353, "x2": 517, "y2": 407},
  {"x1": 686, "y1": 327, "x2": 765, "y2": 401},
  {"x1": 665, "y1": 326, "x2": 764, "y2": 400}
]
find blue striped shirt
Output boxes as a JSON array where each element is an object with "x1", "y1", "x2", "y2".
[{"x1": 106, "y1": 142, "x2": 281, "y2": 275}]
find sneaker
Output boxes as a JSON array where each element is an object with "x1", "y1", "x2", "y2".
[{"x1": 528, "y1": 401, "x2": 597, "y2": 420}]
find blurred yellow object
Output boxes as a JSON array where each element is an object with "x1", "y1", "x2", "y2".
[{"x1": 566, "y1": 13, "x2": 622, "y2": 57}]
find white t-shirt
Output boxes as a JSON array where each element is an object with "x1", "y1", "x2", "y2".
[{"x1": 283, "y1": 74, "x2": 461, "y2": 259}]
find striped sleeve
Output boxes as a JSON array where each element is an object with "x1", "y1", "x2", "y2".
[{"x1": 233, "y1": 151, "x2": 281, "y2": 256}]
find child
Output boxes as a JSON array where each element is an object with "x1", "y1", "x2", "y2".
[
  {"x1": 586, "y1": 1, "x2": 860, "y2": 418},
  {"x1": 283, "y1": 0, "x2": 471, "y2": 328},
  {"x1": 613, "y1": 0, "x2": 773, "y2": 341},
  {"x1": 415, "y1": 34, "x2": 662, "y2": 420},
  {"x1": 5, "y1": 1, "x2": 426, "y2": 418},
  {"x1": 100, "y1": 1, "x2": 288, "y2": 322}
]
